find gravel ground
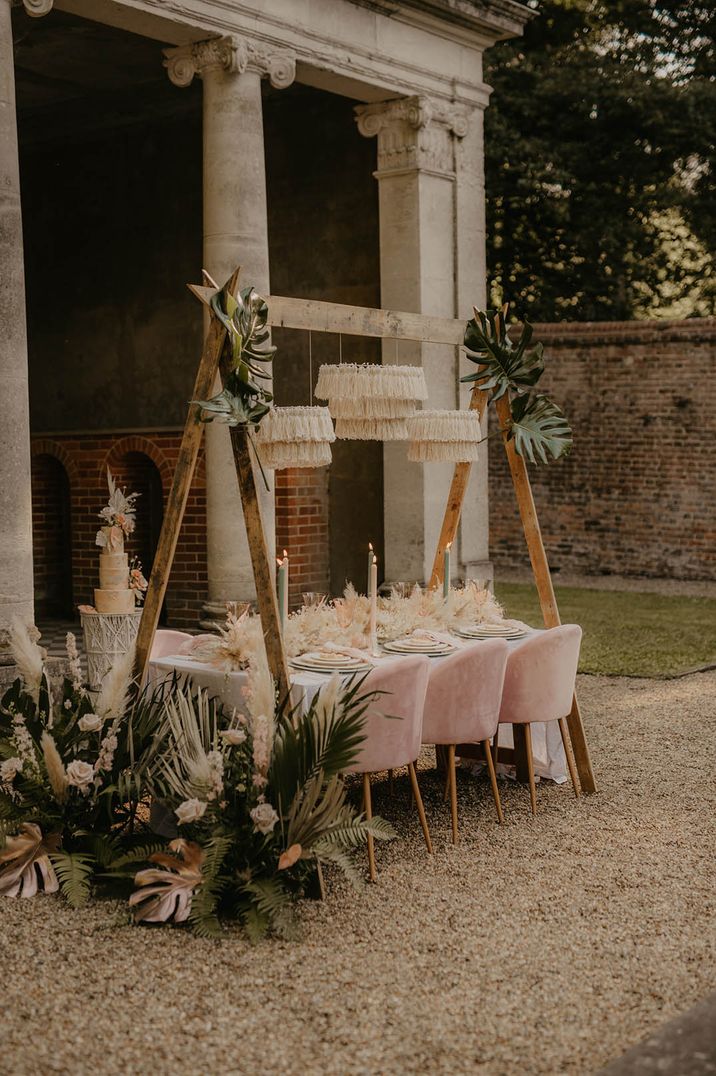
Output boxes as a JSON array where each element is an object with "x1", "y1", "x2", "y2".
[{"x1": 3, "y1": 672, "x2": 715, "y2": 1076}]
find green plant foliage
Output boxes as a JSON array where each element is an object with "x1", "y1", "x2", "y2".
[
  {"x1": 462, "y1": 302, "x2": 573, "y2": 464},
  {"x1": 484, "y1": 0, "x2": 715, "y2": 320},
  {"x1": 194, "y1": 285, "x2": 276, "y2": 428},
  {"x1": 508, "y1": 393, "x2": 573, "y2": 464},
  {"x1": 462, "y1": 306, "x2": 544, "y2": 399},
  {"x1": 49, "y1": 851, "x2": 94, "y2": 908}
]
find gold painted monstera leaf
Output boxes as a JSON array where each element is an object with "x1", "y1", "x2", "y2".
[
  {"x1": 129, "y1": 839, "x2": 204, "y2": 924},
  {"x1": 0, "y1": 823, "x2": 61, "y2": 898}
]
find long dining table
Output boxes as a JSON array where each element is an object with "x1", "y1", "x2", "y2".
[{"x1": 148, "y1": 628, "x2": 568, "y2": 783}]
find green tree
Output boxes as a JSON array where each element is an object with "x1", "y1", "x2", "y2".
[{"x1": 484, "y1": 0, "x2": 715, "y2": 321}]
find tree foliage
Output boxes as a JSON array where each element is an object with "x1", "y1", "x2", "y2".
[{"x1": 484, "y1": 0, "x2": 715, "y2": 321}]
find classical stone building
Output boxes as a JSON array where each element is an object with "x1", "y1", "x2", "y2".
[{"x1": 1, "y1": 0, "x2": 532, "y2": 651}]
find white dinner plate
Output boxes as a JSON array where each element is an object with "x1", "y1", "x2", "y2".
[
  {"x1": 382, "y1": 639, "x2": 455, "y2": 656},
  {"x1": 455, "y1": 629, "x2": 526, "y2": 640},
  {"x1": 290, "y1": 660, "x2": 373, "y2": 675}
]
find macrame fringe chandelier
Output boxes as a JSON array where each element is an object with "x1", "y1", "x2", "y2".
[
  {"x1": 406, "y1": 409, "x2": 482, "y2": 462},
  {"x1": 256, "y1": 406, "x2": 336, "y2": 470},
  {"x1": 315, "y1": 363, "x2": 428, "y2": 441}
]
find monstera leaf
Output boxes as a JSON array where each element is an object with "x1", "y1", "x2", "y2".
[
  {"x1": 462, "y1": 305, "x2": 544, "y2": 399},
  {"x1": 196, "y1": 285, "x2": 276, "y2": 432},
  {"x1": 508, "y1": 393, "x2": 572, "y2": 464},
  {"x1": 191, "y1": 387, "x2": 272, "y2": 427}
]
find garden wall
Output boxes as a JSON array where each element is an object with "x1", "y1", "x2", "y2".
[{"x1": 489, "y1": 317, "x2": 716, "y2": 581}]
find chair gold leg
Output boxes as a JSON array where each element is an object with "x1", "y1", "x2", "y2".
[
  {"x1": 483, "y1": 738, "x2": 504, "y2": 824},
  {"x1": 443, "y1": 763, "x2": 451, "y2": 803},
  {"x1": 558, "y1": 717, "x2": 581, "y2": 798},
  {"x1": 448, "y1": 744, "x2": 459, "y2": 844},
  {"x1": 407, "y1": 761, "x2": 433, "y2": 854},
  {"x1": 523, "y1": 724, "x2": 537, "y2": 816},
  {"x1": 492, "y1": 726, "x2": 500, "y2": 769},
  {"x1": 362, "y1": 772, "x2": 377, "y2": 882}
]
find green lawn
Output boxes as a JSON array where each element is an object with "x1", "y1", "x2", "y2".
[{"x1": 494, "y1": 582, "x2": 716, "y2": 678}]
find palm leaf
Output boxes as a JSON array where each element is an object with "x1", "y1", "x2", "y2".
[
  {"x1": 509, "y1": 393, "x2": 573, "y2": 464},
  {"x1": 462, "y1": 307, "x2": 544, "y2": 399},
  {"x1": 50, "y1": 851, "x2": 94, "y2": 908},
  {"x1": 269, "y1": 674, "x2": 375, "y2": 811},
  {"x1": 311, "y1": 841, "x2": 363, "y2": 889}
]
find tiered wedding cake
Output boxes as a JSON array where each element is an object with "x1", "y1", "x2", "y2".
[{"x1": 94, "y1": 470, "x2": 141, "y2": 614}]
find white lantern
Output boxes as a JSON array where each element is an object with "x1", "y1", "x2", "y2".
[
  {"x1": 315, "y1": 363, "x2": 427, "y2": 441},
  {"x1": 406, "y1": 409, "x2": 482, "y2": 462},
  {"x1": 255, "y1": 406, "x2": 336, "y2": 470}
]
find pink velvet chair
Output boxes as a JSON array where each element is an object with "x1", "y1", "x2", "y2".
[
  {"x1": 421, "y1": 640, "x2": 508, "y2": 843},
  {"x1": 497, "y1": 625, "x2": 582, "y2": 813},
  {"x1": 346, "y1": 655, "x2": 431, "y2": 881},
  {"x1": 149, "y1": 629, "x2": 193, "y2": 661}
]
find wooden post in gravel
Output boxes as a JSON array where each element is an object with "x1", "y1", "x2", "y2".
[
  {"x1": 493, "y1": 393, "x2": 596, "y2": 795},
  {"x1": 135, "y1": 267, "x2": 291, "y2": 703}
]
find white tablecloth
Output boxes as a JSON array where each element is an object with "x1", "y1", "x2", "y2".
[{"x1": 148, "y1": 632, "x2": 568, "y2": 782}]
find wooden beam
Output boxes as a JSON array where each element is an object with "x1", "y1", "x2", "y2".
[
  {"x1": 493, "y1": 393, "x2": 597, "y2": 794},
  {"x1": 134, "y1": 267, "x2": 242, "y2": 684},
  {"x1": 229, "y1": 426, "x2": 291, "y2": 702},
  {"x1": 428, "y1": 385, "x2": 490, "y2": 590}
]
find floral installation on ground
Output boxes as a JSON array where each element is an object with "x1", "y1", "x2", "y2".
[
  {"x1": 0, "y1": 620, "x2": 163, "y2": 906},
  {"x1": 117, "y1": 649, "x2": 394, "y2": 939},
  {"x1": 1, "y1": 620, "x2": 393, "y2": 938}
]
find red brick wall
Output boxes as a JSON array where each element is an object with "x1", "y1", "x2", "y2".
[
  {"x1": 31, "y1": 452, "x2": 72, "y2": 617},
  {"x1": 275, "y1": 467, "x2": 330, "y2": 609},
  {"x1": 31, "y1": 432, "x2": 207, "y2": 629},
  {"x1": 489, "y1": 318, "x2": 716, "y2": 581},
  {"x1": 30, "y1": 434, "x2": 333, "y2": 626}
]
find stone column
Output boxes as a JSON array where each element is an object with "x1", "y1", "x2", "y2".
[
  {"x1": 0, "y1": 0, "x2": 34, "y2": 661},
  {"x1": 356, "y1": 95, "x2": 491, "y2": 586},
  {"x1": 164, "y1": 37, "x2": 295, "y2": 624}
]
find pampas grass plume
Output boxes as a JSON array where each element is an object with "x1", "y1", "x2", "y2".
[
  {"x1": 96, "y1": 645, "x2": 135, "y2": 721},
  {"x1": 41, "y1": 731, "x2": 68, "y2": 803},
  {"x1": 10, "y1": 616, "x2": 44, "y2": 705}
]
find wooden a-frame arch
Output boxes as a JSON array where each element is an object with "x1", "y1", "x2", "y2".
[{"x1": 134, "y1": 268, "x2": 596, "y2": 795}]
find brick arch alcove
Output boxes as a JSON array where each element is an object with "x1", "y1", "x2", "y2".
[{"x1": 31, "y1": 443, "x2": 75, "y2": 618}]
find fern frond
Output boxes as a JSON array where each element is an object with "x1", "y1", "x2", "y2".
[
  {"x1": 243, "y1": 904, "x2": 270, "y2": 943},
  {"x1": 311, "y1": 841, "x2": 363, "y2": 890},
  {"x1": 50, "y1": 851, "x2": 94, "y2": 908},
  {"x1": 188, "y1": 835, "x2": 231, "y2": 938}
]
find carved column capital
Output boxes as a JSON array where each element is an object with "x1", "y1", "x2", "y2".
[
  {"x1": 22, "y1": 0, "x2": 53, "y2": 16},
  {"x1": 355, "y1": 96, "x2": 469, "y2": 177},
  {"x1": 163, "y1": 35, "x2": 295, "y2": 90},
  {"x1": 244, "y1": 39, "x2": 296, "y2": 89}
]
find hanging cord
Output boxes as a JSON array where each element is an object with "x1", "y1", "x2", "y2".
[{"x1": 308, "y1": 330, "x2": 313, "y2": 403}]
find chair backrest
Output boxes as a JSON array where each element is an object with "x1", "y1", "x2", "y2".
[
  {"x1": 345, "y1": 655, "x2": 430, "y2": 774},
  {"x1": 422, "y1": 639, "x2": 509, "y2": 746},
  {"x1": 149, "y1": 629, "x2": 193, "y2": 661},
  {"x1": 499, "y1": 625, "x2": 582, "y2": 726}
]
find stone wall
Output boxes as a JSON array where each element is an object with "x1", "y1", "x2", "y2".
[{"x1": 489, "y1": 318, "x2": 716, "y2": 581}]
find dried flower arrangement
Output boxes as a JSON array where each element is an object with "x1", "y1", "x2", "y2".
[
  {"x1": 1, "y1": 620, "x2": 392, "y2": 938},
  {"x1": 0, "y1": 620, "x2": 161, "y2": 905},
  {"x1": 111, "y1": 652, "x2": 393, "y2": 939},
  {"x1": 95, "y1": 469, "x2": 140, "y2": 549}
]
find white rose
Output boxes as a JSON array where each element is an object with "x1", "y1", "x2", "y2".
[
  {"x1": 250, "y1": 801, "x2": 279, "y2": 835},
  {"x1": 78, "y1": 713, "x2": 103, "y2": 733},
  {"x1": 220, "y1": 728, "x2": 247, "y2": 746},
  {"x1": 0, "y1": 757, "x2": 22, "y2": 784},
  {"x1": 175, "y1": 798, "x2": 207, "y2": 825},
  {"x1": 66, "y1": 759, "x2": 95, "y2": 789}
]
